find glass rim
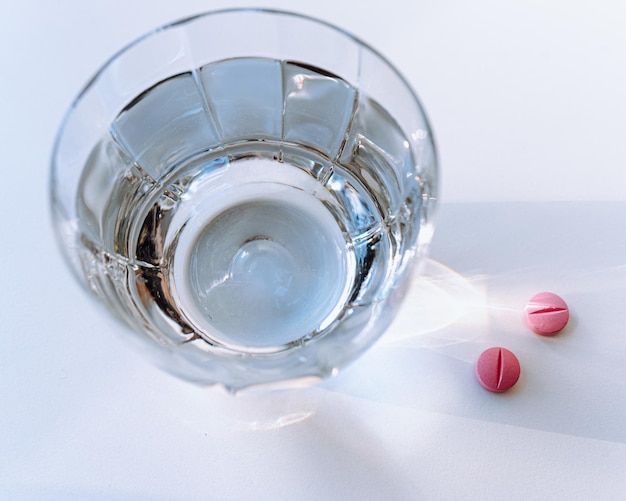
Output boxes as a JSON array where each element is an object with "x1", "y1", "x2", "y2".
[
  {"x1": 73, "y1": 7, "x2": 414, "y2": 108},
  {"x1": 52, "y1": 7, "x2": 437, "y2": 158}
]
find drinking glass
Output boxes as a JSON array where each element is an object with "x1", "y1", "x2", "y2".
[{"x1": 50, "y1": 8, "x2": 438, "y2": 392}]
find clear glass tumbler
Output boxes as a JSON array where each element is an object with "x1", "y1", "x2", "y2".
[{"x1": 50, "y1": 8, "x2": 438, "y2": 392}]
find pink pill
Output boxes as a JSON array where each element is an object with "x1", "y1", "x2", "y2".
[
  {"x1": 475, "y1": 347, "x2": 521, "y2": 392},
  {"x1": 525, "y1": 292, "x2": 569, "y2": 336}
]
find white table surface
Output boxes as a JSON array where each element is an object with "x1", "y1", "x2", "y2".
[{"x1": 2, "y1": 1, "x2": 626, "y2": 499}]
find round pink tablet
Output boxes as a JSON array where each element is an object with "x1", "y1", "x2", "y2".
[
  {"x1": 475, "y1": 347, "x2": 521, "y2": 392},
  {"x1": 525, "y1": 292, "x2": 569, "y2": 336}
]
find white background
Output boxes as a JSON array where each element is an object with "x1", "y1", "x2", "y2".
[{"x1": 2, "y1": 1, "x2": 626, "y2": 499}]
